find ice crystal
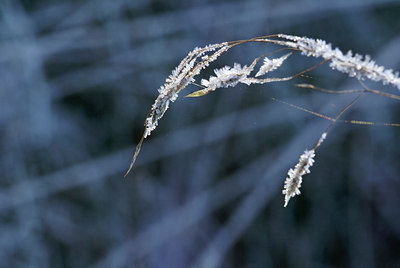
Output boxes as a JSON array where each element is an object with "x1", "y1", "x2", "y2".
[
  {"x1": 255, "y1": 53, "x2": 291, "y2": 77},
  {"x1": 200, "y1": 62, "x2": 255, "y2": 93}
]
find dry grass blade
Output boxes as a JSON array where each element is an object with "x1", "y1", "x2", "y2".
[{"x1": 124, "y1": 134, "x2": 145, "y2": 177}]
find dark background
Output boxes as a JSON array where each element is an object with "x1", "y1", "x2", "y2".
[{"x1": 1, "y1": 0, "x2": 400, "y2": 267}]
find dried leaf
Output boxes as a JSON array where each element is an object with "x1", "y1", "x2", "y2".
[{"x1": 185, "y1": 89, "x2": 210, "y2": 97}]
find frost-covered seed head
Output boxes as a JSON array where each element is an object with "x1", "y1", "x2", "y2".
[{"x1": 282, "y1": 149, "x2": 315, "y2": 207}]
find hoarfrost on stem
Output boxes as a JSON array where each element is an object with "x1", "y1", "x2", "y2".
[
  {"x1": 278, "y1": 34, "x2": 400, "y2": 90},
  {"x1": 200, "y1": 61, "x2": 257, "y2": 93}
]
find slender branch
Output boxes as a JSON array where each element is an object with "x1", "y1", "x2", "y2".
[{"x1": 296, "y1": 83, "x2": 400, "y2": 101}]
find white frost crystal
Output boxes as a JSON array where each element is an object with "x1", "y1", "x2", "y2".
[
  {"x1": 200, "y1": 61, "x2": 256, "y2": 94},
  {"x1": 255, "y1": 53, "x2": 292, "y2": 77}
]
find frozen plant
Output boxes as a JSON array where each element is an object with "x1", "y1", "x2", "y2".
[{"x1": 125, "y1": 35, "x2": 400, "y2": 207}]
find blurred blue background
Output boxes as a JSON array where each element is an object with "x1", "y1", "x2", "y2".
[{"x1": 1, "y1": 0, "x2": 400, "y2": 267}]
